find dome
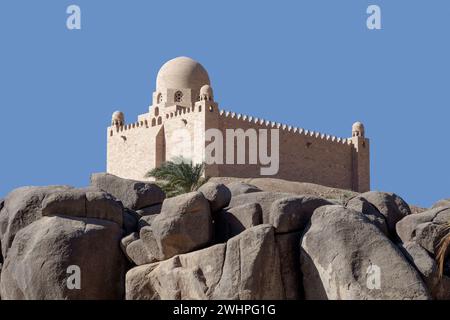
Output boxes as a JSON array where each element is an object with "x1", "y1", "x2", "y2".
[
  {"x1": 352, "y1": 121, "x2": 365, "y2": 137},
  {"x1": 156, "y1": 57, "x2": 210, "y2": 92},
  {"x1": 112, "y1": 111, "x2": 124, "y2": 126},
  {"x1": 199, "y1": 84, "x2": 213, "y2": 101}
]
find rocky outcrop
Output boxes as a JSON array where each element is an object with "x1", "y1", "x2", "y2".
[
  {"x1": 225, "y1": 181, "x2": 261, "y2": 197},
  {"x1": 0, "y1": 176, "x2": 448, "y2": 301},
  {"x1": 0, "y1": 185, "x2": 74, "y2": 257},
  {"x1": 300, "y1": 205, "x2": 430, "y2": 300},
  {"x1": 228, "y1": 192, "x2": 294, "y2": 224},
  {"x1": 214, "y1": 203, "x2": 262, "y2": 242},
  {"x1": 90, "y1": 173, "x2": 165, "y2": 210},
  {"x1": 396, "y1": 207, "x2": 450, "y2": 254},
  {"x1": 126, "y1": 224, "x2": 284, "y2": 300},
  {"x1": 210, "y1": 177, "x2": 357, "y2": 202},
  {"x1": 141, "y1": 192, "x2": 213, "y2": 261},
  {"x1": 396, "y1": 207, "x2": 450, "y2": 299},
  {"x1": 40, "y1": 188, "x2": 124, "y2": 225},
  {"x1": 346, "y1": 195, "x2": 389, "y2": 236},
  {"x1": 198, "y1": 182, "x2": 231, "y2": 212},
  {"x1": 0, "y1": 215, "x2": 126, "y2": 299},
  {"x1": 270, "y1": 196, "x2": 332, "y2": 234},
  {"x1": 347, "y1": 191, "x2": 411, "y2": 237}
]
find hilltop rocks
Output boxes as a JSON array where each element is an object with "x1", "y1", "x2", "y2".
[
  {"x1": 214, "y1": 203, "x2": 263, "y2": 242},
  {"x1": 346, "y1": 195, "x2": 389, "y2": 236},
  {"x1": 0, "y1": 215, "x2": 126, "y2": 300},
  {"x1": 40, "y1": 188, "x2": 124, "y2": 225},
  {"x1": 1, "y1": 175, "x2": 448, "y2": 301},
  {"x1": 126, "y1": 224, "x2": 284, "y2": 300},
  {"x1": 228, "y1": 192, "x2": 293, "y2": 224},
  {"x1": 90, "y1": 173, "x2": 165, "y2": 210},
  {"x1": 142, "y1": 192, "x2": 213, "y2": 261},
  {"x1": 0, "y1": 185, "x2": 73, "y2": 257},
  {"x1": 270, "y1": 196, "x2": 332, "y2": 234},
  {"x1": 198, "y1": 182, "x2": 231, "y2": 212},
  {"x1": 226, "y1": 181, "x2": 261, "y2": 197},
  {"x1": 347, "y1": 191, "x2": 411, "y2": 237},
  {"x1": 210, "y1": 177, "x2": 357, "y2": 202},
  {"x1": 300, "y1": 205, "x2": 430, "y2": 300},
  {"x1": 396, "y1": 207, "x2": 450, "y2": 254}
]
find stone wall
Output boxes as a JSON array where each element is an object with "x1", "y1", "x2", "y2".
[{"x1": 107, "y1": 104, "x2": 370, "y2": 192}]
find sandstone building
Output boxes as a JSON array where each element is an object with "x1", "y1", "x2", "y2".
[{"x1": 107, "y1": 57, "x2": 370, "y2": 192}]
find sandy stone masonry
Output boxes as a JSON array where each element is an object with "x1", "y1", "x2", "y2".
[{"x1": 107, "y1": 56, "x2": 370, "y2": 192}]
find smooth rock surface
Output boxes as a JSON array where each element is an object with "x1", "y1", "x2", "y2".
[
  {"x1": 126, "y1": 224, "x2": 284, "y2": 300},
  {"x1": 300, "y1": 205, "x2": 430, "y2": 300},
  {"x1": 0, "y1": 215, "x2": 126, "y2": 300},
  {"x1": 90, "y1": 173, "x2": 165, "y2": 210},
  {"x1": 198, "y1": 182, "x2": 231, "y2": 212},
  {"x1": 270, "y1": 196, "x2": 332, "y2": 233}
]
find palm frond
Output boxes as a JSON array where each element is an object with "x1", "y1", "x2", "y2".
[
  {"x1": 436, "y1": 223, "x2": 450, "y2": 279},
  {"x1": 145, "y1": 157, "x2": 208, "y2": 197}
]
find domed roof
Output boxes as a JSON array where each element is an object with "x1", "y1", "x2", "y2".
[
  {"x1": 156, "y1": 57, "x2": 210, "y2": 92},
  {"x1": 352, "y1": 121, "x2": 365, "y2": 137},
  {"x1": 352, "y1": 121, "x2": 364, "y2": 131},
  {"x1": 112, "y1": 111, "x2": 124, "y2": 120},
  {"x1": 111, "y1": 111, "x2": 125, "y2": 125}
]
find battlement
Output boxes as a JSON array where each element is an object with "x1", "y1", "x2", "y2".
[
  {"x1": 109, "y1": 104, "x2": 205, "y2": 137},
  {"x1": 218, "y1": 109, "x2": 353, "y2": 145}
]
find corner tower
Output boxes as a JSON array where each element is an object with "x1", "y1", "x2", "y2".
[{"x1": 351, "y1": 122, "x2": 370, "y2": 192}]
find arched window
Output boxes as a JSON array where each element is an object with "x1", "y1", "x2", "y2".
[
  {"x1": 157, "y1": 117, "x2": 162, "y2": 125},
  {"x1": 174, "y1": 91, "x2": 183, "y2": 103},
  {"x1": 154, "y1": 107, "x2": 159, "y2": 117},
  {"x1": 151, "y1": 118, "x2": 156, "y2": 127}
]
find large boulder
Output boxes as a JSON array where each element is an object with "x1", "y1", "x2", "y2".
[
  {"x1": 90, "y1": 173, "x2": 165, "y2": 210},
  {"x1": 0, "y1": 185, "x2": 73, "y2": 257},
  {"x1": 228, "y1": 192, "x2": 294, "y2": 224},
  {"x1": 396, "y1": 207, "x2": 450, "y2": 254},
  {"x1": 126, "y1": 239, "x2": 157, "y2": 266},
  {"x1": 210, "y1": 177, "x2": 357, "y2": 203},
  {"x1": 347, "y1": 191, "x2": 411, "y2": 237},
  {"x1": 126, "y1": 224, "x2": 284, "y2": 300},
  {"x1": 120, "y1": 232, "x2": 156, "y2": 266},
  {"x1": 214, "y1": 203, "x2": 263, "y2": 242},
  {"x1": 300, "y1": 205, "x2": 430, "y2": 300},
  {"x1": 226, "y1": 181, "x2": 261, "y2": 197},
  {"x1": 345, "y1": 196, "x2": 389, "y2": 236},
  {"x1": 399, "y1": 241, "x2": 450, "y2": 300},
  {"x1": 270, "y1": 196, "x2": 332, "y2": 234},
  {"x1": 40, "y1": 188, "x2": 124, "y2": 225},
  {"x1": 142, "y1": 192, "x2": 213, "y2": 261},
  {"x1": 198, "y1": 182, "x2": 231, "y2": 212},
  {"x1": 0, "y1": 215, "x2": 126, "y2": 299}
]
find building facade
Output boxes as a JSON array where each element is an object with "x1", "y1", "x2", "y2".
[{"x1": 107, "y1": 56, "x2": 370, "y2": 192}]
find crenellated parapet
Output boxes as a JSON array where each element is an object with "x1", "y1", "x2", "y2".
[
  {"x1": 109, "y1": 104, "x2": 207, "y2": 137},
  {"x1": 218, "y1": 109, "x2": 353, "y2": 145}
]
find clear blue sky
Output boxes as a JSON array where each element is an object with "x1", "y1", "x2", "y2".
[{"x1": 0, "y1": 1, "x2": 448, "y2": 207}]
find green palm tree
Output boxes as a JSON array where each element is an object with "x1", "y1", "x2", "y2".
[{"x1": 145, "y1": 157, "x2": 208, "y2": 197}]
